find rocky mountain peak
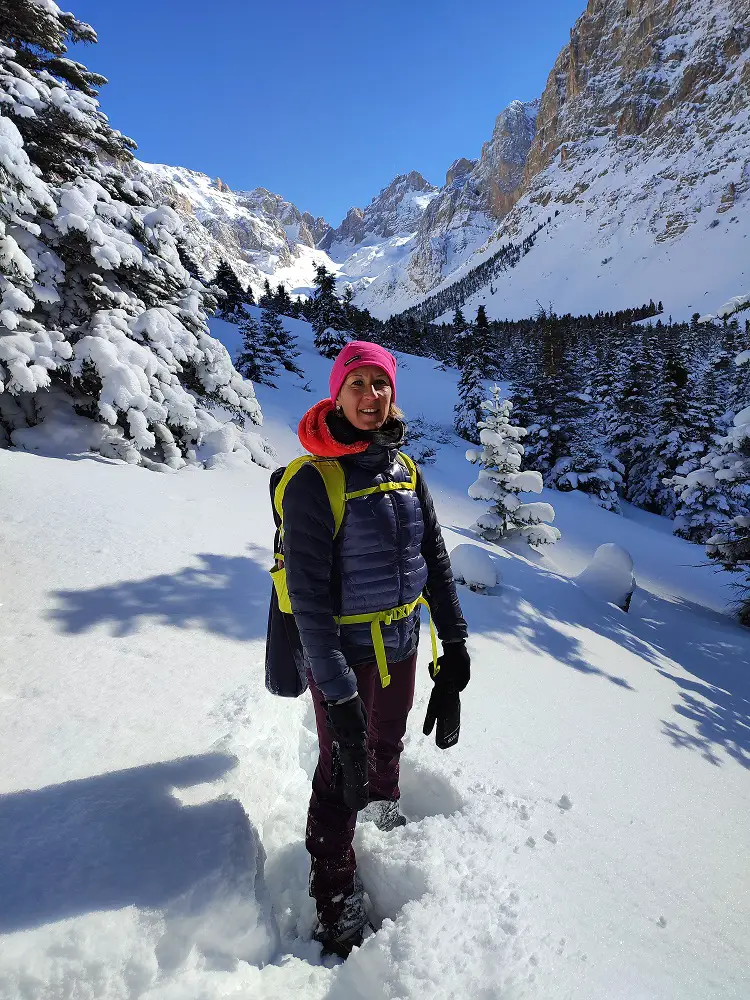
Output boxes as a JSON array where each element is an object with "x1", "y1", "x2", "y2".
[
  {"x1": 476, "y1": 98, "x2": 539, "y2": 218},
  {"x1": 525, "y1": 0, "x2": 749, "y2": 183},
  {"x1": 445, "y1": 158, "x2": 477, "y2": 186},
  {"x1": 320, "y1": 170, "x2": 439, "y2": 251}
]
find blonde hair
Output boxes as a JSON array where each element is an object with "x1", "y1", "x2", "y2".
[{"x1": 389, "y1": 402, "x2": 405, "y2": 421}]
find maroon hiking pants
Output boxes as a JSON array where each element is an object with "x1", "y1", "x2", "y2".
[{"x1": 305, "y1": 652, "x2": 417, "y2": 924}]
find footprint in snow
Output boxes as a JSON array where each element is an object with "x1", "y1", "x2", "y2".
[{"x1": 557, "y1": 794, "x2": 573, "y2": 811}]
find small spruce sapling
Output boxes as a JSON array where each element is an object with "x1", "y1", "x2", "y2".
[{"x1": 466, "y1": 388, "x2": 560, "y2": 547}]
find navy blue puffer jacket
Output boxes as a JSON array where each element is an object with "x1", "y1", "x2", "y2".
[{"x1": 283, "y1": 420, "x2": 467, "y2": 702}]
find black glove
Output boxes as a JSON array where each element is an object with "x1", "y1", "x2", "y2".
[
  {"x1": 326, "y1": 696, "x2": 369, "y2": 811},
  {"x1": 423, "y1": 642, "x2": 471, "y2": 750},
  {"x1": 435, "y1": 641, "x2": 471, "y2": 691}
]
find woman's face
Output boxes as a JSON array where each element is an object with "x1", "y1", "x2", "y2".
[{"x1": 337, "y1": 364, "x2": 393, "y2": 431}]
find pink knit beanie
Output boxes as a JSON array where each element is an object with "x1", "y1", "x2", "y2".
[{"x1": 329, "y1": 341, "x2": 398, "y2": 404}]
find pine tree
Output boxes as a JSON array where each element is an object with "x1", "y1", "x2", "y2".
[
  {"x1": 176, "y1": 238, "x2": 204, "y2": 281},
  {"x1": 454, "y1": 306, "x2": 495, "y2": 443},
  {"x1": 452, "y1": 306, "x2": 472, "y2": 368},
  {"x1": 236, "y1": 313, "x2": 277, "y2": 386},
  {"x1": 628, "y1": 337, "x2": 690, "y2": 515},
  {"x1": 311, "y1": 263, "x2": 347, "y2": 358},
  {"x1": 213, "y1": 259, "x2": 248, "y2": 322},
  {"x1": 273, "y1": 282, "x2": 293, "y2": 316},
  {"x1": 258, "y1": 278, "x2": 274, "y2": 310},
  {"x1": 0, "y1": 2, "x2": 135, "y2": 182},
  {"x1": 522, "y1": 319, "x2": 566, "y2": 476},
  {"x1": 546, "y1": 331, "x2": 623, "y2": 511},
  {"x1": 551, "y1": 389, "x2": 623, "y2": 512},
  {"x1": 467, "y1": 388, "x2": 560, "y2": 547},
  {"x1": 703, "y1": 351, "x2": 750, "y2": 623},
  {"x1": 260, "y1": 306, "x2": 303, "y2": 377},
  {"x1": 0, "y1": 1, "x2": 261, "y2": 467},
  {"x1": 666, "y1": 466, "x2": 737, "y2": 543},
  {"x1": 607, "y1": 336, "x2": 656, "y2": 492}
]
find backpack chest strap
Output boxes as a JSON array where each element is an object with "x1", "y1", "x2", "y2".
[
  {"x1": 344, "y1": 452, "x2": 418, "y2": 503},
  {"x1": 345, "y1": 481, "x2": 412, "y2": 501}
]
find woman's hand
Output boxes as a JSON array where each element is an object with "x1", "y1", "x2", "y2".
[
  {"x1": 423, "y1": 641, "x2": 470, "y2": 749},
  {"x1": 326, "y1": 696, "x2": 369, "y2": 810}
]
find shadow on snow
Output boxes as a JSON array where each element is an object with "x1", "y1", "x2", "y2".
[
  {"x1": 450, "y1": 524, "x2": 750, "y2": 769},
  {"x1": 47, "y1": 546, "x2": 272, "y2": 641},
  {"x1": 0, "y1": 753, "x2": 266, "y2": 934},
  {"x1": 641, "y1": 592, "x2": 750, "y2": 770}
]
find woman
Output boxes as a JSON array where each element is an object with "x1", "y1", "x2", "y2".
[{"x1": 282, "y1": 340, "x2": 469, "y2": 957}]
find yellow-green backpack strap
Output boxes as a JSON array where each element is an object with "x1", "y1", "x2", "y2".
[
  {"x1": 313, "y1": 460, "x2": 347, "y2": 537},
  {"x1": 274, "y1": 456, "x2": 347, "y2": 538},
  {"x1": 274, "y1": 456, "x2": 315, "y2": 524},
  {"x1": 398, "y1": 451, "x2": 418, "y2": 491}
]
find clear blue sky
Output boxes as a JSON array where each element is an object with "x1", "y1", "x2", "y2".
[{"x1": 69, "y1": 0, "x2": 584, "y2": 225}]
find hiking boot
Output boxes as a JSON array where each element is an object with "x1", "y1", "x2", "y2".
[
  {"x1": 360, "y1": 799, "x2": 407, "y2": 832},
  {"x1": 313, "y1": 875, "x2": 368, "y2": 958}
]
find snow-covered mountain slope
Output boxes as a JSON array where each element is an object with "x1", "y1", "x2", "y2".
[
  {"x1": 395, "y1": 0, "x2": 750, "y2": 322},
  {"x1": 2, "y1": 314, "x2": 749, "y2": 999},
  {"x1": 319, "y1": 171, "x2": 441, "y2": 301},
  {"x1": 131, "y1": 161, "x2": 334, "y2": 299},
  {"x1": 142, "y1": 0, "x2": 749, "y2": 326},
  {"x1": 357, "y1": 99, "x2": 540, "y2": 310},
  {"x1": 129, "y1": 97, "x2": 541, "y2": 315},
  {"x1": 320, "y1": 171, "x2": 439, "y2": 255}
]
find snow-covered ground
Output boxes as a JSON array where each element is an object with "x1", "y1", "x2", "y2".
[{"x1": 1, "y1": 316, "x2": 749, "y2": 999}]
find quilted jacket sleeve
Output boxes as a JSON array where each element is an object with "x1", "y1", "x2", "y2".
[
  {"x1": 416, "y1": 469, "x2": 469, "y2": 643},
  {"x1": 282, "y1": 463, "x2": 357, "y2": 703}
]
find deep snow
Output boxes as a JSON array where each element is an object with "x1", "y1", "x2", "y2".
[{"x1": 1, "y1": 314, "x2": 749, "y2": 999}]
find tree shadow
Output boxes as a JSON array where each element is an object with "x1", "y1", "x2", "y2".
[
  {"x1": 640, "y1": 593, "x2": 750, "y2": 770},
  {"x1": 448, "y1": 528, "x2": 638, "y2": 689},
  {"x1": 447, "y1": 525, "x2": 750, "y2": 768},
  {"x1": 0, "y1": 752, "x2": 267, "y2": 934},
  {"x1": 47, "y1": 546, "x2": 272, "y2": 640}
]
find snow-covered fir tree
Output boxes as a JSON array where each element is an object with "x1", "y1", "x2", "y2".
[
  {"x1": 703, "y1": 349, "x2": 750, "y2": 622},
  {"x1": 454, "y1": 306, "x2": 495, "y2": 443},
  {"x1": 213, "y1": 258, "x2": 251, "y2": 322},
  {"x1": 258, "y1": 278, "x2": 274, "y2": 310},
  {"x1": 521, "y1": 320, "x2": 564, "y2": 476},
  {"x1": 272, "y1": 282, "x2": 294, "y2": 317},
  {"x1": 452, "y1": 306, "x2": 472, "y2": 369},
  {"x1": 235, "y1": 312, "x2": 277, "y2": 387},
  {"x1": 663, "y1": 344, "x2": 736, "y2": 540},
  {"x1": 466, "y1": 388, "x2": 560, "y2": 547},
  {"x1": 551, "y1": 388, "x2": 623, "y2": 512},
  {"x1": 311, "y1": 264, "x2": 348, "y2": 358},
  {"x1": 628, "y1": 340, "x2": 691, "y2": 515},
  {"x1": 607, "y1": 337, "x2": 657, "y2": 493},
  {"x1": 0, "y1": 1, "x2": 262, "y2": 468},
  {"x1": 260, "y1": 305, "x2": 303, "y2": 377},
  {"x1": 666, "y1": 465, "x2": 737, "y2": 543},
  {"x1": 541, "y1": 332, "x2": 622, "y2": 511}
]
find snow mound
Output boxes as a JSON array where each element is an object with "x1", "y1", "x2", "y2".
[
  {"x1": 449, "y1": 543, "x2": 498, "y2": 591},
  {"x1": 575, "y1": 543, "x2": 635, "y2": 611}
]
